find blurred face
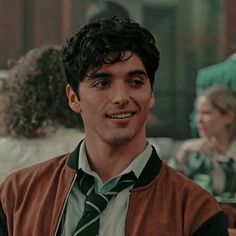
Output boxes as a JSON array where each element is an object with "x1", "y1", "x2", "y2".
[
  {"x1": 196, "y1": 96, "x2": 232, "y2": 138},
  {"x1": 67, "y1": 52, "x2": 155, "y2": 145}
]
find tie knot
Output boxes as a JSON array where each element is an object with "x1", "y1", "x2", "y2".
[
  {"x1": 74, "y1": 171, "x2": 136, "y2": 236},
  {"x1": 78, "y1": 171, "x2": 136, "y2": 199}
]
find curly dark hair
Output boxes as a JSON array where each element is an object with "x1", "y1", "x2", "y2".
[
  {"x1": 6, "y1": 45, "x2": 83, "y2": 138},
  {"x1": 62, "y1": 16, "x2": 160, "y2": 93}
]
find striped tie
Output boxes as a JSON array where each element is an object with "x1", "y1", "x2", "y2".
[{"x1": 73, "y1": 171, "x2": 136, "y2": 236}]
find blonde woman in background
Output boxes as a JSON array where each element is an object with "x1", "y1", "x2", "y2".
[{"x1": 176, "y1": 86, "x2": 236, "y2": 196}]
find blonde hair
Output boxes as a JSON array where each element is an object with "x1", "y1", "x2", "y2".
[
  {"x1": 198, "y1": 85, "x2": 236, "y2": 135},
  {"x1": 200, "y1": 86, "x2": 236, "y2": 115}
]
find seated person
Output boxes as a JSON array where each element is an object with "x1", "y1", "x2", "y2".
[
  {"x1": 190, "y1": 35, "x2": 236, "y2": 137},
  {"x1": 175, "y1": 86, "x2": 236, "y2": 196},
  {"x1": 0, "y1": 46, "x2": 84, "y2": 181}
]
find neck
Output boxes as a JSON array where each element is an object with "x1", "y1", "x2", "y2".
[{"x1": 84, "y1": 135, "x2": 147, "y2": 182}]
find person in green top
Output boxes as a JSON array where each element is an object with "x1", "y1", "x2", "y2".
[
  {"x1": 176, "y1": 85, "x2": 236, "y2": 196},
  {"x1": 191, "y1": 35, "x2": 236, "y2": 137}
]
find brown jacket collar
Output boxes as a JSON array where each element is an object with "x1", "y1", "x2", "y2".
[{"x1": 67, "y1": 139, "x2": 163, "y2": 188}]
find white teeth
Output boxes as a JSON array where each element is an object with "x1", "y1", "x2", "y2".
[{"x1": 109, "y1": 112, "x2": 132, "y2": 119}]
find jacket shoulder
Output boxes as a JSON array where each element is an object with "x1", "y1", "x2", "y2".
[
  {"x1": 162, "y1": 164, "x2": 217, "y2": 199},
  {"x1": 160, "y1": 164, "x2": 223, "y2": 233}
]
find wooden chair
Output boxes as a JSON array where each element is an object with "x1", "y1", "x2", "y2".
[
  {"x1": 228, "y1": 228, "x2": 236, "y2": 236},
  {"x1": 221, "y1": 204, "x2": 236, "y2": 228}
]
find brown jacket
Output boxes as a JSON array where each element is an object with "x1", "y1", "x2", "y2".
[{"x1": 0, "y1": 143, "x2": 228, "y2": 236}]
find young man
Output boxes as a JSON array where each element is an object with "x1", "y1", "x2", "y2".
[{"x1": 0, "y1": 17, "x2": 228, "y2": 235}]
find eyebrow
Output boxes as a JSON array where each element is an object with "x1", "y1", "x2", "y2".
[
  {"x1": 128, "y1": 69, "x2": 148, "y2": 77},
  {"x1": 90, "y1": 72, "x2": 111, "y2": 79},
  {"x1": 89, "y1": 69, "x2": 148, "y2": 80}
]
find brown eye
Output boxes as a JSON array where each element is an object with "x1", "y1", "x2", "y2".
[
  {"x1": 130, "y1": 79, "x2": 144, "y2": 87},
  {"x1": 94, "y1": 79, "x2": 110, "y2": 89}
]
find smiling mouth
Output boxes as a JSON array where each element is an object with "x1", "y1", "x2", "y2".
[{"x1": 107, "y1": 112, "x2": 134, "y2": 119}]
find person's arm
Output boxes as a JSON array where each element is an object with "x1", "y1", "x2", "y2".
[
  {"x1": 176, "y1": 137, "x2": 224, "y2": 165},
  {"x1": 176, "y1": 139, "x2": 204, "y2": 165},
  {"x1": 192, "y1": 211, "x2": 229, "y2": 236},
  {"x1": 0, "y1": 201, "x2": 8, "y2": 236}
]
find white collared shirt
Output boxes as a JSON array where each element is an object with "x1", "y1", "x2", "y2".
[{"x1": 60, "y1": 140, "x2": 152, "y2": 236}]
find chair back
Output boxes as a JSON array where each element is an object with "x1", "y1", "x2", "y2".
[{"x1": 228, "y1": 228, "x2": 236, "y2": 236}]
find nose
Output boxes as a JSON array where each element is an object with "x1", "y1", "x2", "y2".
[
  {"x1": 196, "y1": 113, "x2": 203, "y2": 124},
  {"x1": 111, "y1": 84, "x2": 129, "y2": 106}
]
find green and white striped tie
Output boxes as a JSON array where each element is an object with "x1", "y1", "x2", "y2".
[{"x1": 73, "y1": 171, "x2": 136, "y2": 236}]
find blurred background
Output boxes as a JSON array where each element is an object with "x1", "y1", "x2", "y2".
[{"x1": 0, "y1": 0, "x2": 235, "y2": 140}]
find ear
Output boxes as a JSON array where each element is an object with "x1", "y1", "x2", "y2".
[
  {"x1": 66, "y1": 84, "x2": 81, "y2": 113},
  {"x1": 148, "y1": 92, "x2": 155, "y2": 109}
]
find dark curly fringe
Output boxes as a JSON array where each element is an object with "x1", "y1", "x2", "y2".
[
  {"x1": 6, "y1": 45, "x2": 83, "y2": 138},
  {"x1": 62, "y1": 16, "x2": 160, "y2": 93}
]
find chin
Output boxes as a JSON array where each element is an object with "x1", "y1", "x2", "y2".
[
  {"x1": 199, "y1": 132, "x2": 205, "y2": 138},
  {"x1": 108, "y1": 137, "x2": 133, "y2": 146},
  {"x1": 198, "y1": 129, "x2": 206, "y2": 137},
  {"x1": 104, "y1": 133, "x2": 136, "y2": 146}
]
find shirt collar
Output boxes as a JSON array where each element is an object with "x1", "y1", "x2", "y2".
[{"x1": 78, "y1": 140, "x2": 152, "y2": 179}]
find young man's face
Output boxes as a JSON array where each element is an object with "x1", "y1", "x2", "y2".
[{"x1": 67, "y1": 52, "x2": 155, "y2": 145}]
